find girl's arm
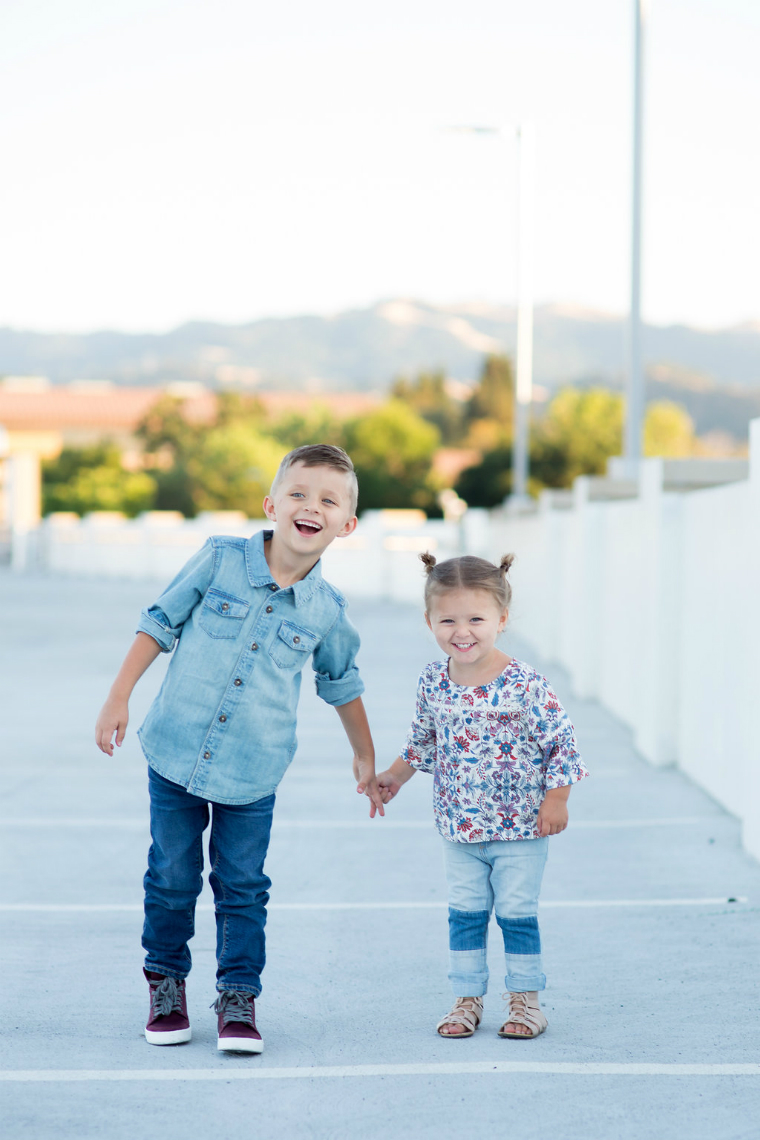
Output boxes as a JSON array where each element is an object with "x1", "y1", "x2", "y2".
[{"x1": 95, "y1": 632, "x2": 162, "y2": 757}]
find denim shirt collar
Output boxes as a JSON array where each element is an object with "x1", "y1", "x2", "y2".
[{"x1": 245, "y1": 529, "x2": 322, "y2": 606}]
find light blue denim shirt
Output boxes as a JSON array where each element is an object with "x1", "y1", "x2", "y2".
[{"x1": 136, "y1": 529, "x2": 364, "y2": 804}]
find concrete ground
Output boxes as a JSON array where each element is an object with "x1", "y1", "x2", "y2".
[{"x1": 1, "y1": 570, "x2": 759, "y2": 1140}]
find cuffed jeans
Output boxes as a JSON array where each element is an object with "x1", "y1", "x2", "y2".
[
  {"x1": 143, "y1": 767, "x2": 275, "y2": 995},
  {"x1": 442, "y1": 836, "x2": 549, "y2": 997}
]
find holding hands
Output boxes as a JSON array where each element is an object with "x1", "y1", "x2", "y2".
[{"x1": 366, "y1": 758, "x2": 416, "y2": 818}]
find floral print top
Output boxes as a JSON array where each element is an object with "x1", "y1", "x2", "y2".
[{"x1": 401, "y1": 658, "x2": 588, "y2": 842}]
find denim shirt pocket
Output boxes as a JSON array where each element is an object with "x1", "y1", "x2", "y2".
[
  {"x1": 198, "y1": 587, "x2": 250, "y2": 639},
  {"x1": 269, "y1": 619, "x2": 319, "y2": 669}
]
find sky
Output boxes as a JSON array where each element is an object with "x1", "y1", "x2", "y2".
[{"x1": 1, "y1": 0, "x2": 758, "y2": 334}]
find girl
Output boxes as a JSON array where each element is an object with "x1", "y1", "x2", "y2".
[{"x1": 375, "y1": 553, "x2": 588, "y2": 1040}]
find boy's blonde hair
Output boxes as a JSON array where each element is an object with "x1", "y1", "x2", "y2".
[
  {"x1": 271, "y1": 444, "x2": 359, "y2": 515},
  {"x1": 420, "y1": 552, "x2": 515, "y2": 612}
]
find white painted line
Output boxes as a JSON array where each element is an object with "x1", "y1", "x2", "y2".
[
  {"x1": 0, "y1": 1061, "x2": 759, "y2": 1083},
  {"x1": 572, "y1": 817, "x2": 724, "y2": 830},
  {"x1": 0, "y1": 897, "x2": 747, "y2": 914},
  {"x1": 0, "y1": 816, "x2": 724, "y2": 830}
]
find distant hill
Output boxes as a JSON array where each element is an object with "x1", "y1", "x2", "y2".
[
  {"x1": 2, "y1": 300, "x2": 759, "y2": 392},
  {"x1": 1, "y1": 300, "x2": 759, "y2": 439}
]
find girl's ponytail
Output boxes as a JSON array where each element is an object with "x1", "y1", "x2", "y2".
[{"x1": 421, "y1": 552, "x2": 515, "y2": 610}]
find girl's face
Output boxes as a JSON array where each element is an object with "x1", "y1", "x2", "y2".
[{"x1": 425, "y1": 588, "x2": 508, "y2": 670}]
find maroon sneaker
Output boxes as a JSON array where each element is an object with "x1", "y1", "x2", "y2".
[
  {"x1": 144, "y1": 969, "x2": 192, "y2": 1045},
  {"x1": 213, "y1": 991, "x2": 263, "y2": 1054}
]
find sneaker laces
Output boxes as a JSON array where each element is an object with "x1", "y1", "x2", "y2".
[
  {"x1": 212, "y1": 991, "x2": 255, "y2": 1027},
  {"x1": 150, "y1": 976, "x2": 184, "y2": 1018}
]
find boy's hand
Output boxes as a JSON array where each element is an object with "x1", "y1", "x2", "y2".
[
  {"x1": 353, "y1": 756, "x2": 385, "y2": 818},
  {"x1": 95, "y1": 696, "x2": 129, "y2": 757},
  {"x1": 537, "y1": 786, "x2": 570, "y2": 837}
]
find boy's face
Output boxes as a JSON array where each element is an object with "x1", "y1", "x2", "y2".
[{"x1": 263, "y1": 462, "x2": 357, "y2": 559}]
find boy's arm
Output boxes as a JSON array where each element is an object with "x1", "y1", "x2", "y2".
[
  {"x1": 95, "y1": 632, "x2": 162, "y2": 757},
  {"x1": 537, "y1": 784, "x2": 571, "y2": 837},
  {"x1": 333, "y1": 696, "x2": 385, "y2": 818}
]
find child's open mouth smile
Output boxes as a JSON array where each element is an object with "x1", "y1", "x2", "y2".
[{"x1": 294, "y1": 519, "x2": 323, "y2": 536}]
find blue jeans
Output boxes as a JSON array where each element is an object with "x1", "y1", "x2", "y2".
[
  {"x1": 143, "y1": 767, "x2": 275, "y2": 995},
  {"x1": 442, "y1": 836, "x2": 549, "y2": 997}
]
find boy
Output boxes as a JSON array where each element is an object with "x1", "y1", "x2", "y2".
[{"x1": 95, "y1": 444, "x2": 382, "y2": 1053}]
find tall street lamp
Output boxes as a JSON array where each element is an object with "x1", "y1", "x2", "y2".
[
  {"x1": 447, "y1": 123, "x2": 535, "y2": 504},
  {"x1": 624, "y1": 0, "x2": 649, "y2": 469}
]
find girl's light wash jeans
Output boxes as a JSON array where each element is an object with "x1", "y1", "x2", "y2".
[
  {"x1": 142, "y1": 767, "x2": 275, "y2": 995},
  {"x1": 442, "y1": 835, "x2": 549, "y2": 997}
]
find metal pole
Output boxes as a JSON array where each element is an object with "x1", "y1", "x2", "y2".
[
  {"x1": 625, "y1": 0, "x2": 648, "y2": 466},
  {"x1": 512, "y1": 123, "x2": 535, "y2": 502}
]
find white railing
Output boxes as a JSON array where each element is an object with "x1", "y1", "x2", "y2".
[{"x1": 487, "y1": 433, "x2": 758, "y2": 860}]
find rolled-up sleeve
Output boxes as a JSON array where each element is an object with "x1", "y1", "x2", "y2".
[
  {"x1": 312, "y1": 607, "x2": 365, "y2": 706},
  {"x1": 136, "y1": 539, "x2": 216, "y2": 653},
  {"x1": 400, "y1": 673, "x2": 437, "y2": 773}
]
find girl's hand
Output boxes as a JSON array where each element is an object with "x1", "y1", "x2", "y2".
[
  {"x1": 373, "y1": 758, "x2": 416, "y2": 814},
  {"x1": 95, "y1": 696, "x2": 129, "y2": 757},
  {"x1": 376, "y1": 770, "x2": 403, "y2": 804},
  {"x1": 537, "y1": 786, "x2": 570, "y2": 836}
]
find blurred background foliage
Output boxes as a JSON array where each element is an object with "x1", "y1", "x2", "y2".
[
  {"x1": 43, "y1": 444, "x2": 157, "y2": 517},
  {"x1": 42, "y1": 354, "x2": 706, "y2": 518}
]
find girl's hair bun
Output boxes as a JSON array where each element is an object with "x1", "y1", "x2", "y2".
[
  {"x1": 500, "y1": 553, "x2": 515, "y2": 575},
  {"x1": 419, "y1": 551, "x2": 438, "y2": 574}
]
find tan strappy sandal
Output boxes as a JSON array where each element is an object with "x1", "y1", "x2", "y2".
[
  {"x1": 436, "y1": 996, "x2": 483, "y2": 1038},
  {"x1": 497, "y1": 991, "x2": 548, "y2": 1039}
]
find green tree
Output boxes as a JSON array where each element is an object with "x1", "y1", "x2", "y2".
[
  {"x1": 530, "y1": 387, "x2": 624, "y2": 487},
  {"x1": 193, "y1": 425, "x2": 285, "y2": 517},
  {"x1": 466, "y1": 354, "x2": 515, "y2": 433},
  {"x1": 454, "y1": 387, "x2": 700, "y2": 504},
  {"x1": 455, "y1": 387, "x2": 623, "y2": 503},
  {"x1": 137, "y1": 393, "x2": 280, "y2": 515},
  {"x1": 267, "y1": 404, "x2": 345, "y2": 450},
  {"x1": 43, "y1": 445, "x2": 157, "y2": 517},
  {"x1": 343, "y1": 399, "x2": 441, "y2": 512},
  {"x1": 643, "y1": 400, "x2": 696, "y2": 457},
  {"x1": 454, "y1": 446, "x2": 513, "y2": 508},
  {"x1": 392, "y1": 369, "x2": 463, "y2": 443}
]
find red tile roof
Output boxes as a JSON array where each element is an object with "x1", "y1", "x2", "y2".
[{"x1": 0, "y1": 388, "x2": 381, "y2": 432}]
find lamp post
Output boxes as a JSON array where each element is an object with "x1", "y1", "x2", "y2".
[
  {"x1": 446, "y1": 123, "x2": 535, "y2": 504},
  {"x1": 624, "y1": 0, "x2": 649, "y2": 469}
]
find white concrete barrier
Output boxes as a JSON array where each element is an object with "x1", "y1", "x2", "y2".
[
  {"x1": 484, "y1": 434, "x2": 758, "y2": 860},
  {"x1": 30, "y1": 425, "x2": 759, "y2": 856}
]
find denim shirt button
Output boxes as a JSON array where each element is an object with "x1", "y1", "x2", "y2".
[
  {"x1": 251, "y1": 643, "x2": 258, "y2": 651},
  {"x1": 266, "y1": 606, "x2": 273, "y2": 613},
  {"x1": 234, "y1": 678, "x2": 242, "y2": 686},
  {"x1": 293, "y1": 636, "x2": 300, "y2": 644},
  {"x1": 219, "y1": 715, "x2": 227, "y2": 722},
  {"x1": 203, "y1": 751, "x2": 211, "y2": 759},
  {"x1": 221, "y1": 602, "x2": 229, "y2": 611},
  {"x1": 270, "y1": 584, "x2": 277, "y2": 591}
]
